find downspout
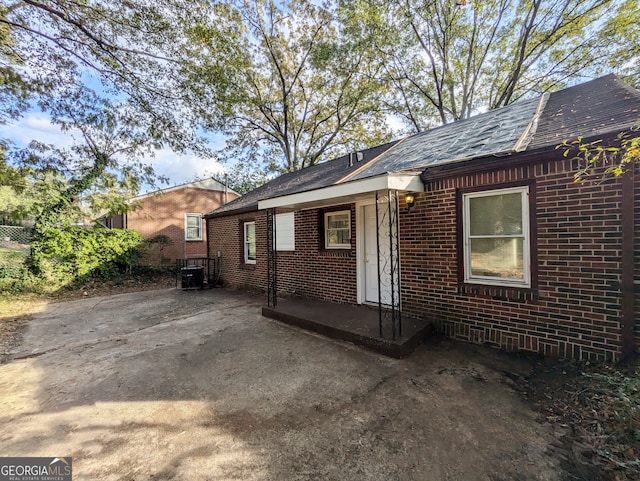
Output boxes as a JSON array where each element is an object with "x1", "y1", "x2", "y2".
[
  {"x1": 205, "y1": 217, "x2": 210, "y2": 260},
  {"x1": 620, "y1": 169, "x2": 635, "y2": 361}
]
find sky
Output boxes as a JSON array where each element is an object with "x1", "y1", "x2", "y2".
[
  {"x1": 0, "y1": 111, "x2": 227, "y2": 191},
  {"x1": 1, "y1": 106, "x2": 408, "y2": 193}
]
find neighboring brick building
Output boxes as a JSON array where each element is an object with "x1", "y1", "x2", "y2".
[
  {"x1": 106, "y1": 179, "x2": 239, "y2": 263},
  {"x1": 206, "y1": 75, "x2": 640, "y2": 361}
]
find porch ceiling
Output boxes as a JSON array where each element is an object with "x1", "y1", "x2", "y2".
[{"x1": 257, "y1": 173, "x2": 424, "y2": 211}]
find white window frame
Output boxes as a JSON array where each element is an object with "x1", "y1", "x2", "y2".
[
  {"x1": 275, "y1": 212, "x2": 295, "y2": 251},
  {"x1": 244, "y1": 221, "x2": 256, "y2": 264},
  {"x1": 324, "y1": 210, "x2": 351, "y2": 249},
  {"x1": 185, "y1": 213, "x2": 203, "y2": 241},
  {"x1": 463, "y1": 186, "x2": 530, "y2": 287}
]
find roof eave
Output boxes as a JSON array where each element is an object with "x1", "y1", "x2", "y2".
[
  {"x1": 205, "y1": 204, "x2": 259, "y2": 219},
  {"x1": 258, "y1": 172, "x2": 424, "y2": 211},
  {"x1": 420, "y1": 128, "x2": 634, "y2": 182}
]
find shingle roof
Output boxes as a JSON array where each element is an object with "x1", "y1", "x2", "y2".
[
  {"x1": 348, "y1": 96, "x2": 544, "y2": 181},
  {"x1": 528, "y1": 74, "x2": 640, "y2": 149},
  {"x1": 208, "y1": 75, "x2": 640, "y2": 217},
  {"x1": 206, "y1": 141, "x2": 399, "y2": 217}
]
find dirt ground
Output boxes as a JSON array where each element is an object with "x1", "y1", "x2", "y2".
[{"x1": 0, "y1": 288, "x2": 570, "y2": 480}]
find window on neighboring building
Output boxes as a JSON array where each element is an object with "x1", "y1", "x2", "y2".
[
  {"x1": 324, "y1": 210, "x2": 351, "y2": 249},
  {"x1": 462, "y1": 186, "x2": 530, "y2": 286},
  {"x1": 244, "y1": 221, "x2": 256, "y2": 264},
  {"x1": 185, "y1": 213, "x2": 203, "y2": 241},
  {"x1": 275, "y1": 212, "x2": 295, "y2": 251}
]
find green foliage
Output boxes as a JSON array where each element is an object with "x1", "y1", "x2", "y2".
[
  {"x1": 29, "y1": 227, "x2": 145, "y2": 283},
  {"x1": 559, "y1": 126, "x2": 640, "y2": 181},
  {"x1": 355, "y1": 0, "x2": 634, "y2": 132},
  {"x1": 0, "y1": 0, "x2": 214, "y2": 229},
  {"x1": 0, "y1": 246, "x2": 28, "y2": 267},
  {"x1": 0, "y1": 263, "x2": 35, "y2": 293},
  {"x1": 0, "y1": 0, "x2": 206, "y2": 141},
  {"x1": 221, "y1": 164, "x2": 269, "y2": 195},
  {"x1": 186, "y1": 0, "x2": 391, "y2": 173},
  {"x1": 0, "y1": 245, "x2": 35, "y2": 293},
  {"x1": 193, "y1": 164, "x2": 270, "y2": 195}
]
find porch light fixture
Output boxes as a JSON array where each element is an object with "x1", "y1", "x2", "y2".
[{"x1": 405, "y1": 194, "x2": 415, "y2": 212}]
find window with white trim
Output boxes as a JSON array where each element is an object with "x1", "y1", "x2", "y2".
[
  {"x1": 275, "y1": 212, "x2": 295, "y2": 251},
  {"x1": 244, "y1": 221, "x2": 256, "y2": 264},
  {"x1": 185, "y1": 213, "x2": 203, "y2": 241},
  {"x1": 463, "y1": 186, "x2": 530, "y2": 286},
  {"x1": 324, "y1": 211, "x2": 350, "y2": 249}
]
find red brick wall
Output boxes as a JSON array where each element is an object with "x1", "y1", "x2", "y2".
[
  {"x1": 125, "y1": 187, "x2": 238, "y2": 263},
  {"x1": 207, "y1": 211, "x2": 267, "y2": 291},
  {"x1": 634, "y1": 162, "x2": 640, "y2": 348},
  {"x1": 401, "y1": 158, "x2": 628, "y2": 361},
  {"x1": 208, "y1": 157, "x2": 637, "y2": 361},
  {"x1": 277, "y1": 206, "x2": 357, "y2": 303},
  {"x1": 207, "y1": 205, "x2": 357, "y2": 303}
]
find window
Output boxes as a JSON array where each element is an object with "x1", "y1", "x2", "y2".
[
  {"x1": 244, "y1": 221, "x2": 256, "y2": 264},
  {"x1": 324, "y1": 211, "x2": 351, "y2": 249},
  {"x1": 275, "y1": 212, "x2": 295, "y2": 251},
  {"x1": 463, "y1": 186, "x2": 530, "y2": 286},
  {"x1": 185, "y1": 213, "x2": 202, "y2": 241}
]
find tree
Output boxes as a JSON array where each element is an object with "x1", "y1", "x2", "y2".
[
  {"x1": 560, "y1": 126, "x2": 640, "y2": 182},
  {"x1": 8, "y1": 89, "x2": 163, "y2": 229},
  {"x1": 596, "y1": 0, "x2": 640, "y2": 87},
  {"x1": 185, "y1": 0, "x2": 392, "y2": 173},
  {"x1": 0, "y1": 0, "x2": 237, "y2": 225},
  {"x1": 365, "y1": 0, "x2": 637, "y2": 132},
  {"x1": 0, "y1": 0, "x2": 199, "y2": 130},
  {"x1": 223, "y1": 164, "x2": 270, "y2": 195}
]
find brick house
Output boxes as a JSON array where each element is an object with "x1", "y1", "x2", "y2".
[
  {"x1": 106, "y1": 179, "x2": 239, "y2": 263},
  {"x1": 206, "y1": 75, "x2": 640, "y2": 361}
]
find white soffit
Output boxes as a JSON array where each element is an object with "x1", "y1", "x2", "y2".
[{"x1": 258, "y1": 173, "x2": 423, "y2": 210}]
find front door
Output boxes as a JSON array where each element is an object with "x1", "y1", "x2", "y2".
[{"x1": 363, "y1": 203, "x2": 393, "y2": 305}]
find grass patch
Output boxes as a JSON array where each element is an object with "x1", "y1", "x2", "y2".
[{"x1": 0, "y1": 246, "x2": 29, "y2": 268}]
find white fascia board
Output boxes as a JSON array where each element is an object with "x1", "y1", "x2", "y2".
[{"x1": 258, "y1": 173, "x2": 424, "y2": 210}]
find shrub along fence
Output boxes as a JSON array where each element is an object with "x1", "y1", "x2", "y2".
[{"x1": 30, "y1": 227, "x2": 145, "y2": 284}]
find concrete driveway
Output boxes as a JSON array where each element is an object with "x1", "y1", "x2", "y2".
[{"x1": 0, "y1": 288, "x2": 564, "y2": 480}]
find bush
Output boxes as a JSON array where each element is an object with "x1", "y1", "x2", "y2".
[
  {"x1": 29, "y1": 226, "x2": 145, "y2": 284},
  {"x1": 0, "y1": 263, "x2": 37, "y2": 293}
]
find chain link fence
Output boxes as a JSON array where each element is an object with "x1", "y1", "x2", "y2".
[{"x1": 0, "y1": 225, "x2": 33, "y2": 245}]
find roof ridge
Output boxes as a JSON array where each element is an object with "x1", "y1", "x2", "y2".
[
  {"x1": 514, "y1": 93, "x2": 549, "y2": 152},
  {"x1": 131, "y1": 178, "x2": 235, "y2": 202}
]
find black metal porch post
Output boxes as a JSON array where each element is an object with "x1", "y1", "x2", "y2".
[
  {"x1": 267, "y1": 208, "x2": 277, "y2": 307},
  {"x1": 376, "y1": 190, "x2": 402, "y2": 340},
  {"x1": 375, "y1": 191, "x2": 383, "y2": 337}
]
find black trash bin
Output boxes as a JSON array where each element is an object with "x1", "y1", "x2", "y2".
[{"x1": 181, "y1": 265, "x2": 204, "y2": 290}]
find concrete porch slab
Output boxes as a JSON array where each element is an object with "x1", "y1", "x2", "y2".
[{"x1": 262, "y1": 297, "x2": 431, "y2": 358}]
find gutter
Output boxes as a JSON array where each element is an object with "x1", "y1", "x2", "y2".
[{"x1": 204, "y1": 204, "x2": 259, "y2": 219}]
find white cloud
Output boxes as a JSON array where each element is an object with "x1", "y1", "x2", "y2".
[
  {"x1": 1, "y1": 113, "x2": 227, "y2": 189},
  {"x1": 1, "y1": 113, "x2": 78, "y2": 148},
  {"x1": 148, "y1": 148, "x2": 225, "y2": 186}
]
